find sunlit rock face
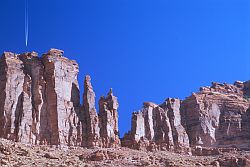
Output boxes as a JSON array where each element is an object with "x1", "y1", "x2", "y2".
[
  {"x1": 181, "y1": 82, "x2": 250, "y2": 148},
  {"x1": 0, "y1": 49, "x2": 122, "y2": 148},
  {"x1": 41, "y1": 49, "x2": 81, "y2": 146},
  {"x1": 0, "y1": 49, "x2": 82, "y2": 146},
  {"x1": 121, "y1": 100, "x2": 190, "y2": 153}
]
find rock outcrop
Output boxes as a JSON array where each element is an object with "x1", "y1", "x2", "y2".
[
  {"x1": 122, "y1": 81, "x2": 250, "y2": 152},
  {"x1": 0, "y1": 49, "x2": 122, "y2": 148},
  {"x1": 121, "y1": 99, "x2": 190, "y2": 153},
  {"x1": 41, "y1": 49, "x2": 81, "y2": 146},
  {"x1": 0, "y1": 49, "x2": 82, "y2": 146},
  {"x1": 181, "y1": 82, "x2": 250, "y2": 148},
  {"x1": 1, "y1": 48, "x2": 250, "y2": 155},
  {"x1": 81, "y1": 76, "x2": 121, "y2": 148}
]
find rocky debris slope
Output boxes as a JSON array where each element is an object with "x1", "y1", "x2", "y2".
[
  {"x1": 0, "y1": 49, "x2": 120, "y2": 148},
  {"x1": 0, "y1": 138, "x2": 249, "y2": 167}
]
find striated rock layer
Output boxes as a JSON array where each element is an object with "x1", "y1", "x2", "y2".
[
  {"x1": 181, "y1": 82, "x2": 250, "y2": 148},
  {"x1": 122, "y1": 81, "x2": 250, "y2": 152}
]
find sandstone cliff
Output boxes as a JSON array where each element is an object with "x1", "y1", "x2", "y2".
[
  {"x1": 0, "y1": 49, "x2": 250, "y2": 155},
  {"x1": 122, "y1": 81, "x2": 250, "y2": 152},
  {"x1": 0, "y1": 49, "x2": 120, "y2": 148}
]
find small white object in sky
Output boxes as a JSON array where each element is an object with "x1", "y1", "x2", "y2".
[{"x1": 25, "y1": 0, "x2": 28, "y2": 47}]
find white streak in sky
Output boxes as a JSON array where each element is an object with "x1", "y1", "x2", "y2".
[{"x1": 25, "y1": 0, "x2": 28, "y2": 47}]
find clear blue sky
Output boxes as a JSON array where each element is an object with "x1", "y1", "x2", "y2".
[{"x1": 1, "y1": 0, "x2": 250, "y2": 136}]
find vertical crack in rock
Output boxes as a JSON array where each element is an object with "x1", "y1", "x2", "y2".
[
  {"x1": 19, "y1": 52, "x2": 45, "y2": 144},
  {"x1": 161, "y1": 98, "x2": 190, "y2": 153}
]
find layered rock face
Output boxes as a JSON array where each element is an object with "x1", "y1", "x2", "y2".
[
  {"x1": 122, "y1": 81, "x2": 250, "y2": 152},
  {"x1": 181, "y1": 82, "x2": 250, "y2": 148},
  {"x1": 122, "y1": 99, "x2": 190, "y2": 153}
]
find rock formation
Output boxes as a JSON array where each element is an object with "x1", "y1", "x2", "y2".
[
  {"x1": 99, "y1": 88, "x2": 120, "y2": 148},
  {"x1": 82, "y1": 75, "x2": 101, "y2": 147},
  {"x1": 181, "y1": 82, "x2": 250, "y2": 148},
  {"x1": 81, "y1": 76, "x2": 121, "y2": 148},
  {"x1": 0, "y1": 48, "x2": 250, "y2": 156},
  {"x1": 41, "y1": 49, "x2": 81, "y2": 146},
  {"x1": 122, "y1": 81, "x2": 250, "y2": 152},
  {"x1": 122, "y1": 99, "x2": 190, "y2": 153},
  {"x1": 160, "y1": 98, "x2": 190, "y2": 152},
  {"x1": 0, "y1": 49, "x2": 82, "y2": 146}
]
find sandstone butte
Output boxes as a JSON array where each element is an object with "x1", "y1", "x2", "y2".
[{"x1": 0, "y1": 49, "x2": 249, "y2": 166}]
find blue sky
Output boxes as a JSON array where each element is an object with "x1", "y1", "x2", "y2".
[{"x1": 1, "y1": 0, "x2": 250, "y2": 136}]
